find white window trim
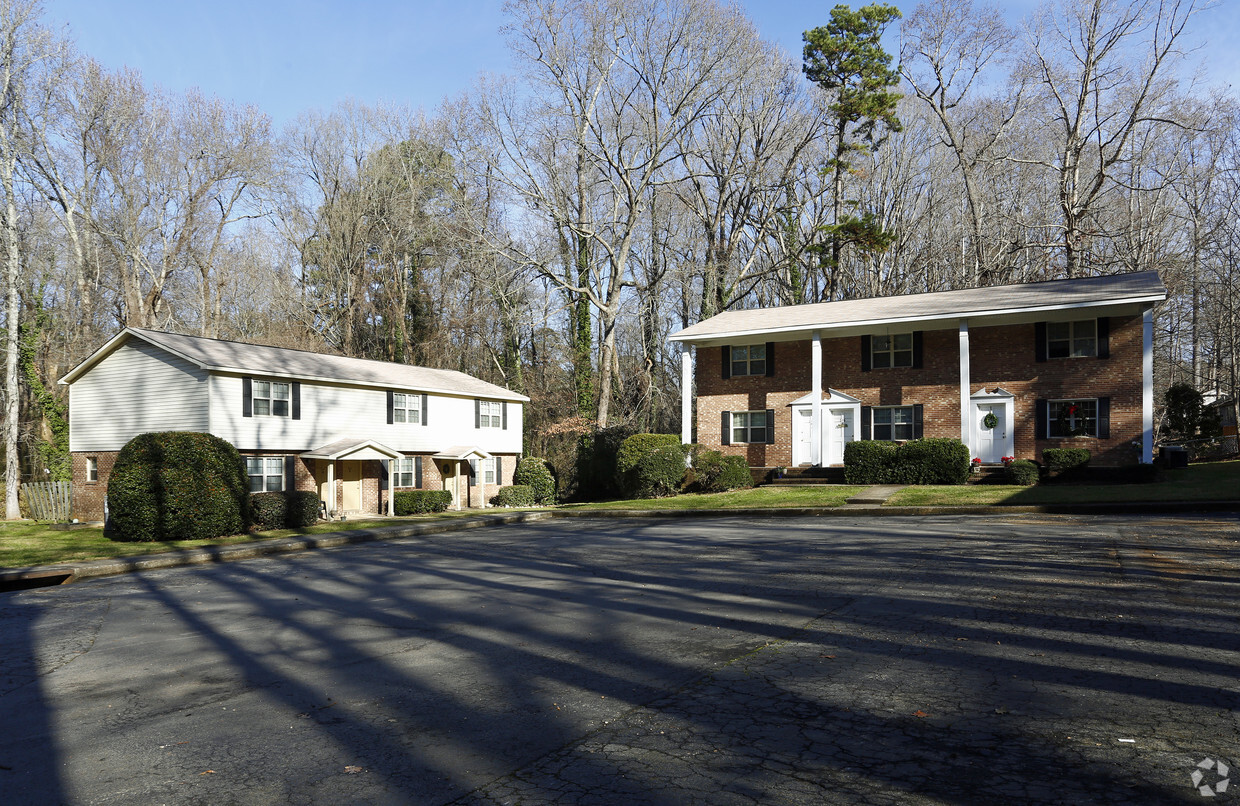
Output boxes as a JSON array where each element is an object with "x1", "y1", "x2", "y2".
[
  {"x1": 246, "y1": 457, "x2": 285, "y2": 492},
  {"x1": 86, "y1": 456, "x2": 99, "y2": 483},
  {"x1": 730, "y1": 410, "x2": 768, "y2": 444},
  {"x1": 392, "y1": 393, "x2": 421, "y2": 425},
  {"x1": 252, "y1": 380, "x2": 291, "y2": 418},
  {"x1": 393, "y1": 456, "x2": 417, "y2": 487},
  {"x1": 871, "y1": 405, "x2": 915, "y2": 442},
  {"x1": 730, "y1": 344, "x2": 767, "y2": 377},
  {"x1": 1047, "y1": 320, "x2": 1097, "y2": 359},
  {"x1": 1047, "y1": 398, "x2": 1099, "y2": 438},
  {"x1": 871, "y1": 333, "x2": 914, "y2": 369},
  {"x1": 479, "y1": 400, "x2": 503, "y2": 428}
]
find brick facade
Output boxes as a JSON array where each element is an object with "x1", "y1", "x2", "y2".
[
  {"x1": 696, "y1": 314, "x2": 1145, "y2": 467},
  {"x1": 70, "y1": 451, "x2": 118, "y2": 522}
]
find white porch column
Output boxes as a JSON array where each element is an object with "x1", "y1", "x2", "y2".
[
  {"x1": 680, "y1": 342, "x2": 693, "y2": 446},
  {"x1": 1142, "y1": 306, "x2": 1154, "y2": 464},
  {"x1": 959, "y1": 320, "x2": 971, "y2": 456},
  {"x1": 327, "y1": 460, "x2": 336, "y2": 515},
  {"x1": 811, "y1": 331, "x2": 822, "y2": 466}
]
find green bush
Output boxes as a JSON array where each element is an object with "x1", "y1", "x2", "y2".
[
  {"x1": 286, "y1": 491, "x2": 321, "y2": 527},
  {"x1": 250, "y1": 492, "x2": 288, "y2": 530},
  {"x1": 393, "y1": 489, "x2": 452, "y2": 515},
  {"x1": 107, "y1": 431, "x2": 250, "y2": 542},
  {"x1": 692, "y1": 450, "x2": 753, "y2": 493},
  {"x1": 890, "y1": 438, "x2": 971, "y2": 485},
  {"x1": 1043, "y1": 447, "x2": 1091, "y2": 475},
  {"x1": 576, "y1": 425, "x2": 635, "y2": 500},
  {"x1": 513, "y1": 457, "x2": 556, "y2": 504},
  {"x1": 843, "y1": 440, "x2": 897, "y2": 484},
  {"x1": 616, "y1": 433, "x2": 686, "y2": 498},
  {"x1": 491, "y1": 484, "x2": 536, "y2": 507},
  {"x1": 1005, "y1": 459, "x2": 1040, "y2": 486}
]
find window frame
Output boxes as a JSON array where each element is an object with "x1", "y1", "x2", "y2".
[
  {"x1": 730, "y1": 410, "x2": 768, "y2": 444},
  {"x1": 86, "y1": 456, "x2": 99, "y2": 483},
  {"x1": 1047, "y1": 398, "x2": 1098, "y2": 438},
  {"x1": 1046, "y1": 320, "x2": 1097, "y2": 359},
  {"x1": 391, "y1": 392, "x2": 421, "y2": 424},
  {"x1": 246, "y1": 457, "x2": 285, "y2": 492},
  {"x1": 393, "y1": 456, "x2": 416, "y2": 487},
  {"x1": 872, "y1": 406, "x2": 915, "y2": 441},
  {"x1": 251, "y1": 380, "x2": 291, "y2": 417},
  {"x1": 478, "y1": 400, "x2": 503, "y2": 428},
  {"x1": 870, "y1": 333, "x2": 914, "y2": 370},
  {"x1": 730, "y1": 344, "x2": 767, "y2": 377}
]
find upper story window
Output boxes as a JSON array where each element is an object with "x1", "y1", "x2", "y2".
[
  {"x1": 246, "y1": 457, "x2": 284, "y2": 492},
  {"x1": 1047, "y1": 320, "x2": 1097, "y2": 358},
  {"x1": 478, "y1": 400, "x2": 503, "y2": 428},
  {"x1": 1048, "y1": 399, "x2": 1097, "y2": 437},
  {"x1": 730, "y1": 344, "x2": 766, "y2": 377},
  {"x1": 392, "y1": 393, "x2": 421, "y2": 424},
  {"x1": 872, "y1": 406, "x2": 915, "y2": 441},
  {"x1": 871, "y1": 333, "x2": 913, "y2": 369},
  {"x1": 253, "y1": 381, "x2": 290, "y2": 417}
]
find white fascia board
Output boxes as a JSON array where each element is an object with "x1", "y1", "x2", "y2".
[
  {"x1": 208, "y1": 368, "x2": 529, "y2": 402},
  {"x1": 667, "y1": 294, "x2": 1166, "y2": 347},
  {"x1": 58, "y1": 328, "x2": 211, "y2": 385}
]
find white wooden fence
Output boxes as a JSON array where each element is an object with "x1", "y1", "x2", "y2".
[{"x1": 21, "y1": 481, "x2": 72, "y2": 522}]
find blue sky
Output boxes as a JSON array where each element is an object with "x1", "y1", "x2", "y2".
[{"x1": 41, "y1": 0, "x2": 1240, "y2": 129}]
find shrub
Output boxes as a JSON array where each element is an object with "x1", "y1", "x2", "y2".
[
  {"x1": 491, "y1": 484, "x2": 536, "y2": 507},
  {"x1": 616, "y1": 433, "x2": 686, "y2": 498},
  {"x1": 575, "y1": 425, "x2": 635, "y2": 500},
  {"x1": 513, "y1": 457, "x2": 556, "y2": 504},
  {"x1": 890, "y1": 438, "x2": 971, "y2": 485},
  {"x1": 286, "y1": 491, "x2": 321, "y2": 527},
  {"x1": 107, "y1": 431, "x2": 249, "y2": 542},
  {"x1": 843, "y1": 440, "x2": 897, "y2": 484},
  {"x1": 250, "y1": 492, "x2": 288, "y2": 530},
  {"x1": 692, "y1": 450, "x2": 753, "y2": 493},
  {"x1": 1043, "y1": 448, "x2": 1091, "y2": 476},
  {"x1": 1006, "y1": 459, "x2": 1040, "y2": 486},
  {"x1": 393, "y1": 489, "x2": 452, "y2": 515}
]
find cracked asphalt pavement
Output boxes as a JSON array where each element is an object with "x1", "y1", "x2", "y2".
[{"x1": 1, "y1": 513, "x2": 1237, "y2": 804}]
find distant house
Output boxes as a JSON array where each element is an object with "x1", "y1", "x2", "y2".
[
  {"x1": 59, "y1": 328, "x2": 528, "y2": 521},
  {"x1": 668, "y1": 271, "x2": 1165, "y2": 469}
]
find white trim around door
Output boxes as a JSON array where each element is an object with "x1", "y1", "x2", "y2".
[{"x1": 970, "y1": 387, "x2": 1015, "y2": 464}]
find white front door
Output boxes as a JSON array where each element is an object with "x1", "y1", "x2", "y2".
[
  {"x1": 825, "y1": 408, "x2": 855, "y2": 465},
  {"x1": 975, "y1": 402, "x2": 1008, "y2": 463},
  {"x1": 795, "y1": 408, "x2": 814, "y2": 465}
]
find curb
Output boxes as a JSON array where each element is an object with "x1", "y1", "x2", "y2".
[{"x1": 3, "y1": 502, "x2": 1237, "y2": 591}]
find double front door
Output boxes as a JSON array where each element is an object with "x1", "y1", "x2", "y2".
[{"x1": 794, "y1": 407, "x2": 855, "y2": 466}]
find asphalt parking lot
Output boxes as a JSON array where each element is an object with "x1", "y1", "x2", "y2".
[{"x1": 1, "y1": 513, "x2": 1237, "y2": 805}]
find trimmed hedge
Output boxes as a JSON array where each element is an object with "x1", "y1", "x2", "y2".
[
  {"x1": 250, "y1": 492, "x2": 288, "y2": 530},
  {"x1": 576, "y1": 425, "x2": 635, "y2": 500},
  {"x1": 513, "y1": 457, "x2": 556, "y2": 504},
  {"x1": 616, "y1": 433, "x2": 687, "y2": 498},
  {"x1": 393, "y1": 489, "x2": 452, "y2": 515},
  {"x1": 491, "y1": 484, "x2": 536, "y2": 507},
  {"x1": 1043, "y1": 447, "x2": 1091, "y2": 476},
  {"x1": 1006, "y1": 459, "x2": 1040, "y2": 486},
  {"x1": 286, "y1": 490, "x2": 322, "y2": 527},
  {"x1": 107, "y1": 431, "x2": 250, "y2": 542},
  {"x1": 843, "y1": 440, "x2": 897, "y2": 484},
  {"x1": 890, "y1": 438, "x2": 971, "y2": 485},
  {"x1": 693, "y1": 450, "x2": 753, "y2": 493}
]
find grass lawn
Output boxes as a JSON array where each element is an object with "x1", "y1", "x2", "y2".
[
  {"x1": 562, "y1": 485, "x2": 865, "y2": 511},
  {"x1": 885, "y1": 459, "x2": 1240, "y2": 507}
]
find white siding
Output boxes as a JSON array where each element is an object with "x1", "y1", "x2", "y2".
[
  {"x1": 68, "y1": 340, "x2": 209, "y2": 451},
  {"x1": 209, "y1": 373, "x2": 524, "y2": 455}
]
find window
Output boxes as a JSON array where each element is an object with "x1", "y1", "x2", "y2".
[
  {"x1": 252, "y1": 380, "x2": 290, "y2": 417},
  {"x1": 730, "y1": 344, "x2": 766, "y2": 377},
  {"x1": 86, "y1": 457, "x2": 98, "y2": 483},
  {"x1": 478, "y1": 400, "x2": 503, "y2": 428},
  {"x1": 393, "y1": 457, "x2": 417, "y2": 487},
  {"x1": 246, "y1": 457, "x2": 284, "y2": 492},
  {"x1": 392, "y1": 393, "x2": 421, "y2": 424},
  {"x1": 731, "y1": 411, "x2": 768, "y2": 444},
  {"x1": 1048, "y1": 399, "x2": 1097, "y2": 437},
  {"x1": 873, "y1": 406, "x2": 915, "y2": 441},
  {"x1": 483, "y1": 457, "x2": 496, "y2": 484},
  {"x1": 871, "y1": 333, "x2": 913, "y2": 369},
  {"x1": 1047, "y1": 320, "x2": 1097, "y2": 358}
]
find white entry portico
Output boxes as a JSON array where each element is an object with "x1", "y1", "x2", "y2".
[{"x1": 790, "y1": 389, "x2": 860, "y2": 467}]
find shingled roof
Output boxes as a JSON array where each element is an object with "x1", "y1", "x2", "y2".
[
  {"x1": 61, "y1": 328, "x2": 529, "y2": 402},
  {"x1": 670, "y1": 271, "x2": 1165, "y2": 345}
]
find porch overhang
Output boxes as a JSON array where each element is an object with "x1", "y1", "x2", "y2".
[
  {"x1": 432, "y1": 446, "x2": 492, "y2": 462},
  {"x1": 301, "y1": 438, "x2": 403, "y2": 462}
]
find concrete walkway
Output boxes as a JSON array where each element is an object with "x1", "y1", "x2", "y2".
[{"x1": 845, "y1": 484, "x2": 908, "y2": 505}]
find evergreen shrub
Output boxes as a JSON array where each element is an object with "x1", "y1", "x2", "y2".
[
  {"x1": 616, "y1": 433, "x2": 686, "y2": 498},
  {"x1": 393, "y1": 490, "x2": 452, "y2": 515},
  {"x1": 491, "y1": 484, "x2": 536, "y2": 507},
  {"x1": 576, "y1": 425, "x2": 635, "y2": 500},
  {"x1": 692, "y1": 450, "x2": 753, "y2": 493},
  {"x1": 513, "y1": 457, "x2": 556, "y2": 504},
  {"x1": 250, "y1": 492, "x2": 288, "y2": 530},
  {"x1": 286, "y1": 491, "x2": 321, "y2": 527},
  {"x1": 890, "y1": 438, "x2": 971, "y2": 485},
  {"x1": 1005, "y1": 459, "x2": 1040, "y2": 486},
  {"x1": 843, "y1": 440, "x2": 897, "y2": 484},
  {"x1": 1042, "y1": 448, "x2": 1091, "y2": 476}
]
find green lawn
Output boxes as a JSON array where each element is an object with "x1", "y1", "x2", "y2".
[
  {"x1": 885, "y1": 460, "x2": 1240, "y2": 506},
  {"x1": 562, "y1": 485, "x2": 865, "y2": 511}
]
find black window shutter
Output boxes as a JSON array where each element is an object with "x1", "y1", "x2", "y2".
[
  {"x1": 721, "y1": 411, "x2": 731, "y2": 446},
  {"x1": 475, "y1": 399, "x2": 481, "y2": 428},
  {"x1": 1097, "y1": 397, "x2": 1110, "y2": 438},
  {"x1": 421, "y1": 394, "x2": 428, "y2": 426},
  {"x1": 495, "y1": 456, "x2": 503, "y2": 484},
  {"x1": 765, "y1": 342, "x2": 775, "y2": 377},
  {"x1": 721, "y1": 346, "x2": 731, "y2": 379},
  {"x1": 291, "y1": 382, "x2": 301, "y2": 420},
  {"x1": 861, "y1": 406, "x2": 872, "y2": 440},
  {"x1": 913, "y1": 404, "x2": 924, "y2": 439},
  {"x1": 386, "y1": 390, "x2": 394, "y2": 424},
  {"x1": 415, "y1": 456, "x2": 423, "y2": 489},
  {"x1": 502, "y1": 401, "x2": 508, "y2": 430},
  {"x1": 242, "y1": 377, "x2": 253, "y2": 417},
  {"x1": 913, "y1": 331, "x2": 924, "y2": 369},
  {"x1": 765, "y1": 409, "x2": 775, "y2": 444},
  {"x1": 469, "y1": 458, "x2": 478, "y2": 480},
  {"x1": 1097, "y1": 318, "x2": 1110, "y2": 359},
  {"x1": 379, "y1": 459, "x2": 389, "y2": 492},
  {"x1": 1035, "y1": 399, "x2": 1049, "y2": 440},
  {"x1": 285, "y1": 456, "x2": 295, "y2": 492},
  {"x1": 861, "y1": 335, "x2": 872, "y2": 372},
  {"x1": 1035, "y1": 322, "x2": 1048, "y2": 362}
]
